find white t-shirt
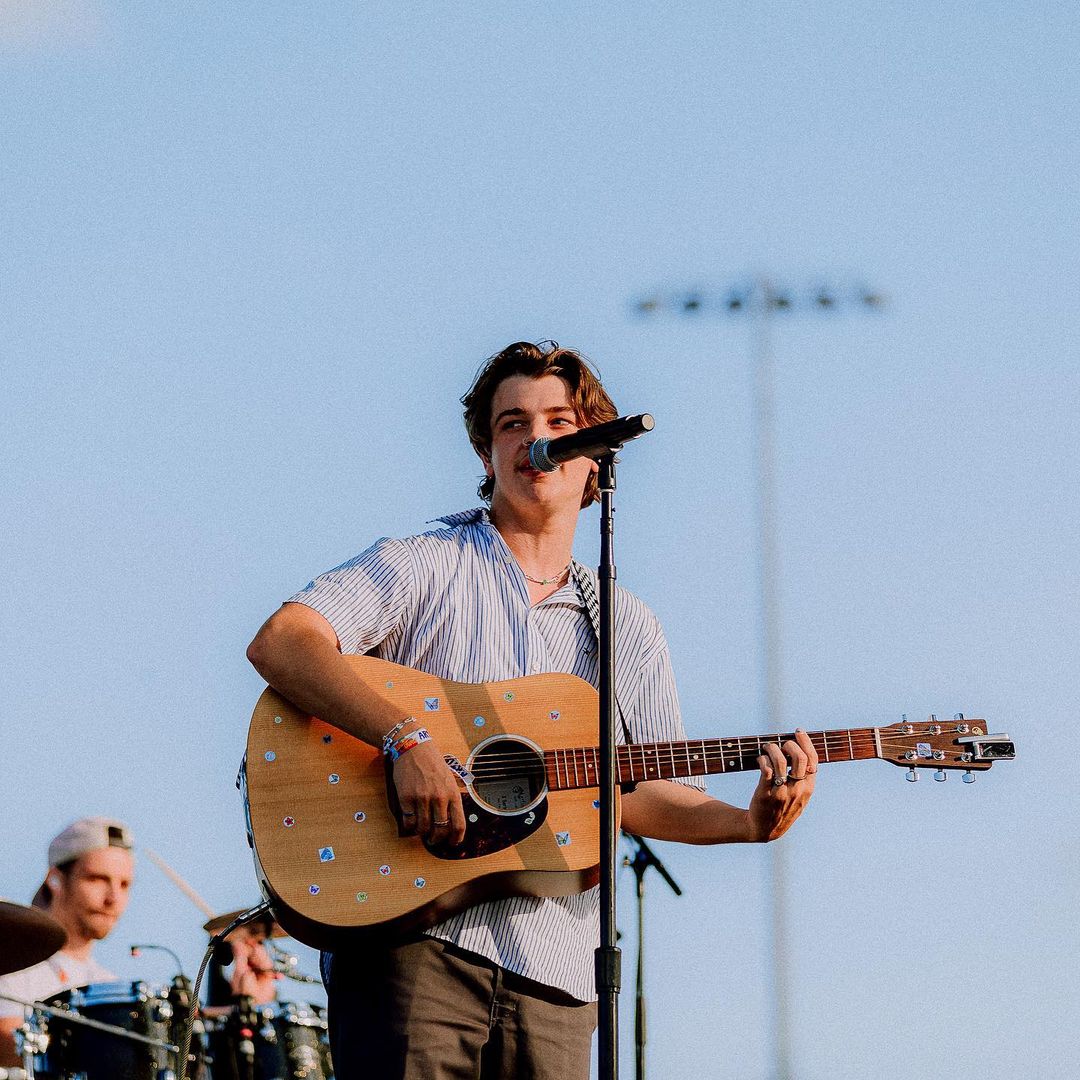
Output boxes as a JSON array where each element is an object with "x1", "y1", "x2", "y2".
[{"x1": 0, "y1": 953, "x2": 115, "y2": 1020}]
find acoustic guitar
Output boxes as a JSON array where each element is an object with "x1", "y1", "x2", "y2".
[{"x1": 241, "y1": 655, "x2": 1013, "y2": 949}]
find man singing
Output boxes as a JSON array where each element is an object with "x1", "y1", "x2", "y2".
[{"x1": 247, "y1": 340, "x2": 818, "y2": 1077}]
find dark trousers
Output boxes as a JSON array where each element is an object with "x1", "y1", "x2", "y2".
[{"x1": 324, "y1": 937, "x2": 597, "y2": 1079}]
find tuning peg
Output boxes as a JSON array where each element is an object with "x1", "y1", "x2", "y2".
[
  {"x1": 934, "y1": 769, "x2": 947, "y2": 782},
  {"x1": 963, "y1": 770, "x2": 976, "y2": 784},
  {"x1": 906, "y1": 767, "x2": 918, "y2": 782}
]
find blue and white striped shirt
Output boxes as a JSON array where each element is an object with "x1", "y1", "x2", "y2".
[{"x1": 288, "y1": 507, "x2": 702, "y2": 1001}]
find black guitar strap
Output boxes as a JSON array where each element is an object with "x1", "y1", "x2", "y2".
[{"x1": 571, "y1": 561, "x2": 633, "y2": 745}]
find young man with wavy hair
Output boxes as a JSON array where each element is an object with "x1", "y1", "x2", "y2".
[{"x1": 247, "y1": 340, "x2": 817, "y2": 1078}]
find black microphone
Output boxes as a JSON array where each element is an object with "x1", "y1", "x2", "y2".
[{"x1": 528, "y1": 414, "x2": 655, "y2": 473}]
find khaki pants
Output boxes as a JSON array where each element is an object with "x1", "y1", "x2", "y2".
[{"x1": 324, "y1": 937, "x2": 597, "y2": 1080}]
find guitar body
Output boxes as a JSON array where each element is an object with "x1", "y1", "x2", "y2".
[{"x1": 242, "y1": 655, "x2": 613, "y2": 949}]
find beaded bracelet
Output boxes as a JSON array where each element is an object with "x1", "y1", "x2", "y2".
[{"x1": 387, "y1": 728, "x2": 431, "y2": 762}]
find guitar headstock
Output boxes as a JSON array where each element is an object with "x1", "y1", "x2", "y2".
[{"x1": 876, "y1": 715, "x2": 1015, "y2": 782}]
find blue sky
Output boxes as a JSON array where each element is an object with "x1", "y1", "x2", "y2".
[{"x1": 2, "y1": 3, "x2": 1077, "y2": 1077}]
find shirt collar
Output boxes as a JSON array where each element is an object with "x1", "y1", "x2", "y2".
[
  {"x1": 430, "y1": 507, "x2": 588, "y2": 607},
  {"x1": 430, "y1": 507, "x2": 491, "y2": 528}
]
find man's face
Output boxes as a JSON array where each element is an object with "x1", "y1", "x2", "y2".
[
  {"x1": 51, "y1": 847, "x2": 134, "y2": 941},
  {"x1": 485, "y1": 374, "x2": 597, "y2": 514}
]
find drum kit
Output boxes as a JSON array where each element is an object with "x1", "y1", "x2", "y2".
[{"x1": 0, "y1": 900, "x2": 334, "y2": 1080}]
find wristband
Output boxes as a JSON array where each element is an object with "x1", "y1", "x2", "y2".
[
  {"x1": 387, "y1": 728, "x2": 431, "y2": 762},
  {"x1": 382, "y1": 717, "x2": 420, "y2": 754}
]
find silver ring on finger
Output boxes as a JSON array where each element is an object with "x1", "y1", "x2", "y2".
[
  {"x1": 432, "y1": 818, "x2": 450, "y2": 826},
  {"x1": 787, "y1": 774, "x2": 806, "y2": 783},
  {"x1": 772, "y1": 774, "x2": 787, "y2": 788}
]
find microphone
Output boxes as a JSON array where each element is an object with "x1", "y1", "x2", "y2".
[
  {"x1": 528, "y1": 414, "x2": 655, "y2": 473},
  {"x1": 130, "y1": 942, "x2": 186, "y2": 978}
]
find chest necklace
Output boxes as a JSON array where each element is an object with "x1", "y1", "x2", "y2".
[{"x1": 522, "y1": 562, "x2": 571, "y2": 586}]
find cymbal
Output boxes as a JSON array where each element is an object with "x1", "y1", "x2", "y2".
[
  {"x1": 0, "y1": 900, "x2": 67, "y2": 975},
  {"x1": 202, "y1": 907, "x2": 288, "y2": 939}
]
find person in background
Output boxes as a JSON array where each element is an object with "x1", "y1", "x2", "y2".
[{"x1": 0, "y1": 817, "x2": 134, "y2": 1067}]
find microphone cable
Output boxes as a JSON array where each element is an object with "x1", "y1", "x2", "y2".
[{"x1": 176, "y1": 899, "x2": 273, "y2": 1080}]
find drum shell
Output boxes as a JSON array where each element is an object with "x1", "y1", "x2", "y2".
[
  {"x1": 33, "y1": 981, "x2": 202, "y2": 1080},
  {"x1": 207, "y1": 1000, "x2": 333, "y2": 1080}
]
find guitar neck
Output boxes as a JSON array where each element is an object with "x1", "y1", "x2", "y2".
[{"x1": 545, "y1": 729, "x2": 880, "y2": 790}]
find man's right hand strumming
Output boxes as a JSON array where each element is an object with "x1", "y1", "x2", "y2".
[{"x1": 391, "y1": 739, "x2": 467, "y2": 845}]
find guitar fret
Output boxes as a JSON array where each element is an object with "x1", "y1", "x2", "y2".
[{"x1": 569, "y1": 724, "x2": 905, "y2": 792}]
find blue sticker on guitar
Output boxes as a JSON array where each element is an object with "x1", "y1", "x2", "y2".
[
  {"x1": 319, "y1": 847, "x2": 335, "y2": 862},
  {"x1": 556, "y1": 832, "x2": 571, "y2": 847},
  {"x1": 309, "y1": 884, "x2": 320, "y2": 895},
  {"x1": 424, "y1": 698, "x2": 440, "y2": 711}
]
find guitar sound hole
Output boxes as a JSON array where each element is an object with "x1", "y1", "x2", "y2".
[{"x1": 470, "y1": 736, "x2": 547, "y2": 816}]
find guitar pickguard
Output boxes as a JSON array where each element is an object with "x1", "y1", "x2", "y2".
[{"x1": 425, "y1": 793, "x2": 549, "y2": 860}]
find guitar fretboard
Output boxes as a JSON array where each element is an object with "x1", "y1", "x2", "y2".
[{"x1": 544, "y1": 729, "x2": 879, "y2": 790}]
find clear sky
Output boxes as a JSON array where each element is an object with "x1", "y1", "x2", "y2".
[{"x1": 2, "y1": 3, "x2": 1076, "y2": 1077}]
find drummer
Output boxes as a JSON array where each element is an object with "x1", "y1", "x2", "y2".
[
  {"x1": 204, "y1": 912, "x2": 281, "y2": 1011},
  {"x1": 0, "y1": 817, "x2": 134, "y2": 1066}
]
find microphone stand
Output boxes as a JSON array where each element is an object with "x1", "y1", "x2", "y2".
[
  {"x1": 597, "y1": 450, "x2": 621, "y2": 1080},
  {"x1": 623, "y1": 834, "x2": 683, "y2": 1080},
  {"x1": 537, "y1": 413, "x2": 651, "y2": 1080}
]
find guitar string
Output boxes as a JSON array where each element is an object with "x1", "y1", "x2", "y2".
[
  {"x1": 462, "y1": 736, "x2": 944, "y2": 771},
  {"x1": 463, "y1": 737, "x2": 953, "y2": 783},
  {"x1": 458, "y1": 731, "x2": 941, "y2": 772}
]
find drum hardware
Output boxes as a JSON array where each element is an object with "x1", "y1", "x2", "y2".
[
  {"x1": 2, "y1": 988, "x2": 181, "y2": 1080},
  {"x1": 0, "y1": 902, "x2": 67, "y2": 977},
  {"x1": 1, "y1": 992, "x2": 180, "y2": 1053},
  {"x1": 266, "y1": 943, "x2": 320, "y2": 985},
  {"x1": 206, "y1": 999, "x2": 333, "y2": 1080}
]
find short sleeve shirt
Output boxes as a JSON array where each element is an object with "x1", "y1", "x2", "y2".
[
  {"x1": 0, "y1": 953, "x2": 115, "y2": 1020},
  {"x1": 287, "y1": 508, "x2": 702, "y2": 1001}
]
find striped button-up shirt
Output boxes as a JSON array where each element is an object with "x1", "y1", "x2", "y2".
[{"x1": 288, "y1": 507, "x2": 702, "y2": 1001}]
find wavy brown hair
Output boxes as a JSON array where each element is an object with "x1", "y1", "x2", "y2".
[{"x1": 462, "y1": 340, "x2": 618, "y2": 507}]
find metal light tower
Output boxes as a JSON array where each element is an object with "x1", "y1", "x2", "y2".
[{"x1": 632, "y1": 278, "x2": 885, "y2": 1080}]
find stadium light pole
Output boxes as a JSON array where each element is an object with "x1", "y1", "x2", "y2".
[{"x1": 632, "y1": 278, "x2": 885, "y2": 1080}]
